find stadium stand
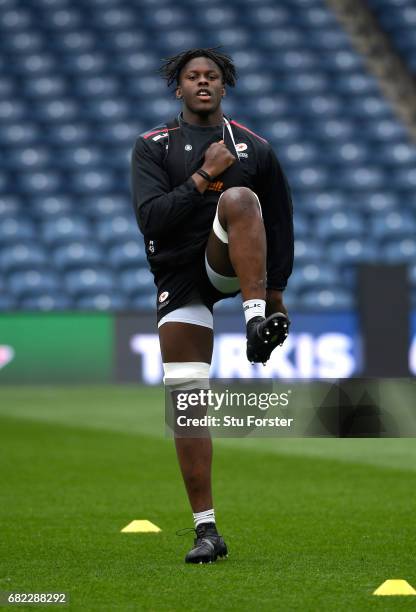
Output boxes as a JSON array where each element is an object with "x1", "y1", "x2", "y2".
[{"x1": 0, "y1": 0, "x2": 415, "y2": 311}]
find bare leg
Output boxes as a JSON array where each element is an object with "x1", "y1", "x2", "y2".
[
  {"x1": 206, "y1": 186, "x2": 267, "y2": 301},
  {"x1": 159, "y1": 321, "x2": 213, "y2": 512}
]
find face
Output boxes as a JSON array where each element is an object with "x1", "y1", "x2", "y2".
[{"x1": 176, "y1": 56, "x2": 225, "y2": 115}]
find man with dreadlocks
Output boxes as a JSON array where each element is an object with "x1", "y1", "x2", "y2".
[{"x1": 131, "y1": 48, "x2": 293, "y2": 564}]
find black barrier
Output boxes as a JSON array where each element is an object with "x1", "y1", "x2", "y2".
[{"x1": 358, "y1": 264, "x2": 410, "y2": 377}]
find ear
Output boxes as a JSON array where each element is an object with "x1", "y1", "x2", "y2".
[
  {"x1": 221, "y1": 86, "x2": 226, "y2": 97},
  {"x1": 176, "y1": 87, "x2": 182, "y2": 100}
]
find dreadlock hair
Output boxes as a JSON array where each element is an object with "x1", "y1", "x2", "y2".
[{"x1": 159, "y1": 47, "x2": 237, "y2": 88}]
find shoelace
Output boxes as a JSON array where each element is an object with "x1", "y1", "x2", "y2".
[{"x1": 175, "y1": 527, "x2": 195, "y2": 537}]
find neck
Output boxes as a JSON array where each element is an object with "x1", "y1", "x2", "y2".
[{"x1": 182, "y1": 106, "x2": 223, "y2": 127}]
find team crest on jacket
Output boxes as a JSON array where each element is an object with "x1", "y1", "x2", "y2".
[
  {"x1": 235, "y1": 143, "x2": 247, "y2": 151},
  {"x1": 159, "y1": 291, "x2": 169, "y2": 303}
]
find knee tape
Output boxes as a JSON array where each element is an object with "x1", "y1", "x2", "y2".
[{"x1": 163, "y1": 361, "x2": 210, "y2": 390}]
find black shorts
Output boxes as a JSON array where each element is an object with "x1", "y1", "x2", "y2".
[{"x1": 154, "y1": 250, "x2": 239, "y2": 324}]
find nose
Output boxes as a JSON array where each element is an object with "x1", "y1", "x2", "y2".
[{"x1": 197, "y1": 75, "x2": 209, "y2": 86}]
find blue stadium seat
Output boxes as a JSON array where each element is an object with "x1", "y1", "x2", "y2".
[
  {"x1": 109, "y1": 240, "x2": 146, "y2": 269},
  {"x1": 372, "y1": 211, "x2": 416, "y2": 239},
  {"x1": 23, "y1": 75, "x2": 67, "y2": 98},
  {"x1": 312, "y1": 118, "x2": 356, "y2": 141},
  {"x1": 0, "y1": 294, "x2": 17, "y2": 311},
  {"x1": 84, "y1": 98, "x2": 130, "y2": 121},
  {"x1": 277, "y1": 142, "x2": 320, "y2": 166},
  {"x1": 41, "y1": 7, "x2": 84, "y2": 30},
  {"x1": 257, "y1": 28, "x2": 304, "y2": 50},
  {"x1": 95, "y1": 120, "x2": 142, "y2": 144},
  {"x1": 318, "y1": 50, "x2": 364, "y2": 72},
  {"x1": 0, "y1": 123, "x2": 40, "y2": 146},
  {"x1": 362, "y1": 119, "x2": 408, "y2": 141},
  {"x1": 0, "y1": 196, "x2": 21, "y2": 218},
  {"x1": 31, "y1": 195, "x2": 73, "y2": 219},
  {"x1": 338, "y1": 166, "x2": 386, "y2": 190},
  {"x1": 357, "y1": 192, "x2": 399, "y2": 214},
  {"x1": 5, "y1": 147, "x2": 52, "y2": 170},
  {"x1": 246, "y1": 6, "x2": 290, "y2": 26},
  {"x1": 131, "y1": 294, "x2": 156, "y2": 309},
  {"x1": 384, "y1": 238, "x2": 416, "y2": 263},
  {"x1": 46, "y1": 123, "x2": 91, "y2": 145},
  {"x1": 327, "y1": 239, "x2": 379, "y2": 265},
  {"x1": 295, "y1": 95, "x2": 343, "y2": 118},
  {"x1": 300, "y1": 288, "x2": 354, "y2": 309},
  {"x1": 42, "y1": 216, "x2": 91, "y2": 245},
  {"x1": 92, "y1": 7, "x2": 139, "y2": 30},
  {"x1": 0, "y1": 99, "x2": 26, "y2": 122},
  {"x1": 75, "y1": 293, "x2": 127, "y2": 310},
  {"x1": 113, "y1": 51, "x2": 159, "y2": 75},
  {"x1": 206, "y1": 28, "x2": 251, "y2": 49},
  {"x1": 0, "y1": 218, "x2": 36, "y2": 243},
  {"x1": 61, "y1": 52, "x2": 107, "y2": 75},
  {"x1": 260, "y1": 120, "x2": 302, "y2": 143},
  {"x1": 322, "y1": 142, "x2": 370, "y2": 165},
  {"x1": 55, "y1": 146, "x2": 104, "y2": 168},
  {"x1": 289, "y1": 166, "x2": 330, "y2": 190},
  {"x1": 20, "y1": 294, "x2": 72, "y2": 310},
  {"x1": 102, "y1": 30, "x2": 148, "y2": 52},
  {"x1": 96, "y1": 214, "x2": 139, "y2": 245},
  {"x1": 8, "y1": 269, "x2": 60, "y2": 298},
  {"x1": 0, "y1": 243, "x2": 48, "y2": 272},
  {"x1": 120, "y1": 268, "x2": 155, "y2": 297},
  {"x1": 294, "y1": 239, "x2": 323, "y2": 264},
  {"x1": 50, "y1": 30, "x2": 95, "y2": 53},
  {"x1": 70, "y1": 169, "x2": 115, "y2": 193},
  {"x1": 141, "y1": 6, "x2": 191, "y2": 29},
  {"x1": 82, "y1": 195, "x2": 130, "y2": 219},
  {"x1": 298, "y1": 192, "x2": 347, "y2": 214},
  {"x1": 126, "y1": 76, "x2": 166, "y2": 97},
  {"x1": 65, "y1": 268, "x2": 116, "y2": 297},
  {"x1": 0, "y1": 9, "x2": 33, "y2": 33},
  {"x1": 73, "y1": 76, "x2": 120, "y2": 98},
  {"x1": 235, "y1": 72, "x2": 275, "y2": 96},
  {"x1": 153, "y1": 30, "x2": 200, "y2": 52},
  {"x1": 289, "y1": 263, "x2": 339, "y2": 293},
  {"x1": 391, "y1": 168, "x2": 416, "y2": 190},
  {"x1": 18, "y1": 170, "x2": 62, "y2": 194},
  {"x1": 316, "y1": 212, "x2": 364, "y2": 239},
  {"x1": 346, "y1": 96, "x2": 393, "y2": 119},
  {"x1": 53, "y1": 242, "x2": 103, "y2": 270}
]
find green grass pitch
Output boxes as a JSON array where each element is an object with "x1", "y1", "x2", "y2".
[{"x1": 1, "y1": 386, "x2": 416, "y2": 611}]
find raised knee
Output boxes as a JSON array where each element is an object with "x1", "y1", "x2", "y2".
[{"x1": 219, "y1": 187, "x2": 261, "y2": 219}]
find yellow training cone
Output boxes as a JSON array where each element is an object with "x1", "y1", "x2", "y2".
[
  {"x1": 373, "y1": 580, "x2": 416, "y2": 596},
  {"x1": 121, "y1": 520, "x2": 161, "y2": 533}
]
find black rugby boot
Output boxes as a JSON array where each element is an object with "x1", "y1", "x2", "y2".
[
  {"x1": 246, "y1": 312, "x2": 290, "y2": 364},
  {"x1": 185, "y1": 523, "x2": 228, "y2": 564}
]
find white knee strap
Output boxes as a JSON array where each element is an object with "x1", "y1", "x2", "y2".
[
  {"x1": 213, "y1": 190, "x2": 263, "y2": 245},
  {"x1": 213, "y1": 204, "x2": 229, "y2": 244},
  {"x1": 163, "y1": 361, "x2": 210, "y2": 390}
]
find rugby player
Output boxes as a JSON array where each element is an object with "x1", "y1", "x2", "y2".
[{"x1": 131, "y1": 48, "x2": 293, "y2": 563}]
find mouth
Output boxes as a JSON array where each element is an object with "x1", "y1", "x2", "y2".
[{"x1": 196, "y1": 89, "x2": 212, "y2": 100}]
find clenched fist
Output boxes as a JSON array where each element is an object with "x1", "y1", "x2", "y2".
[{"x1": 202, "y1": 140, "x2": 236, "y2": 179}]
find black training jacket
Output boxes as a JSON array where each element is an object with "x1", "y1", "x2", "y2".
[{"x1": 131, "y1": 113, "x2": 294, "y2": 290}]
